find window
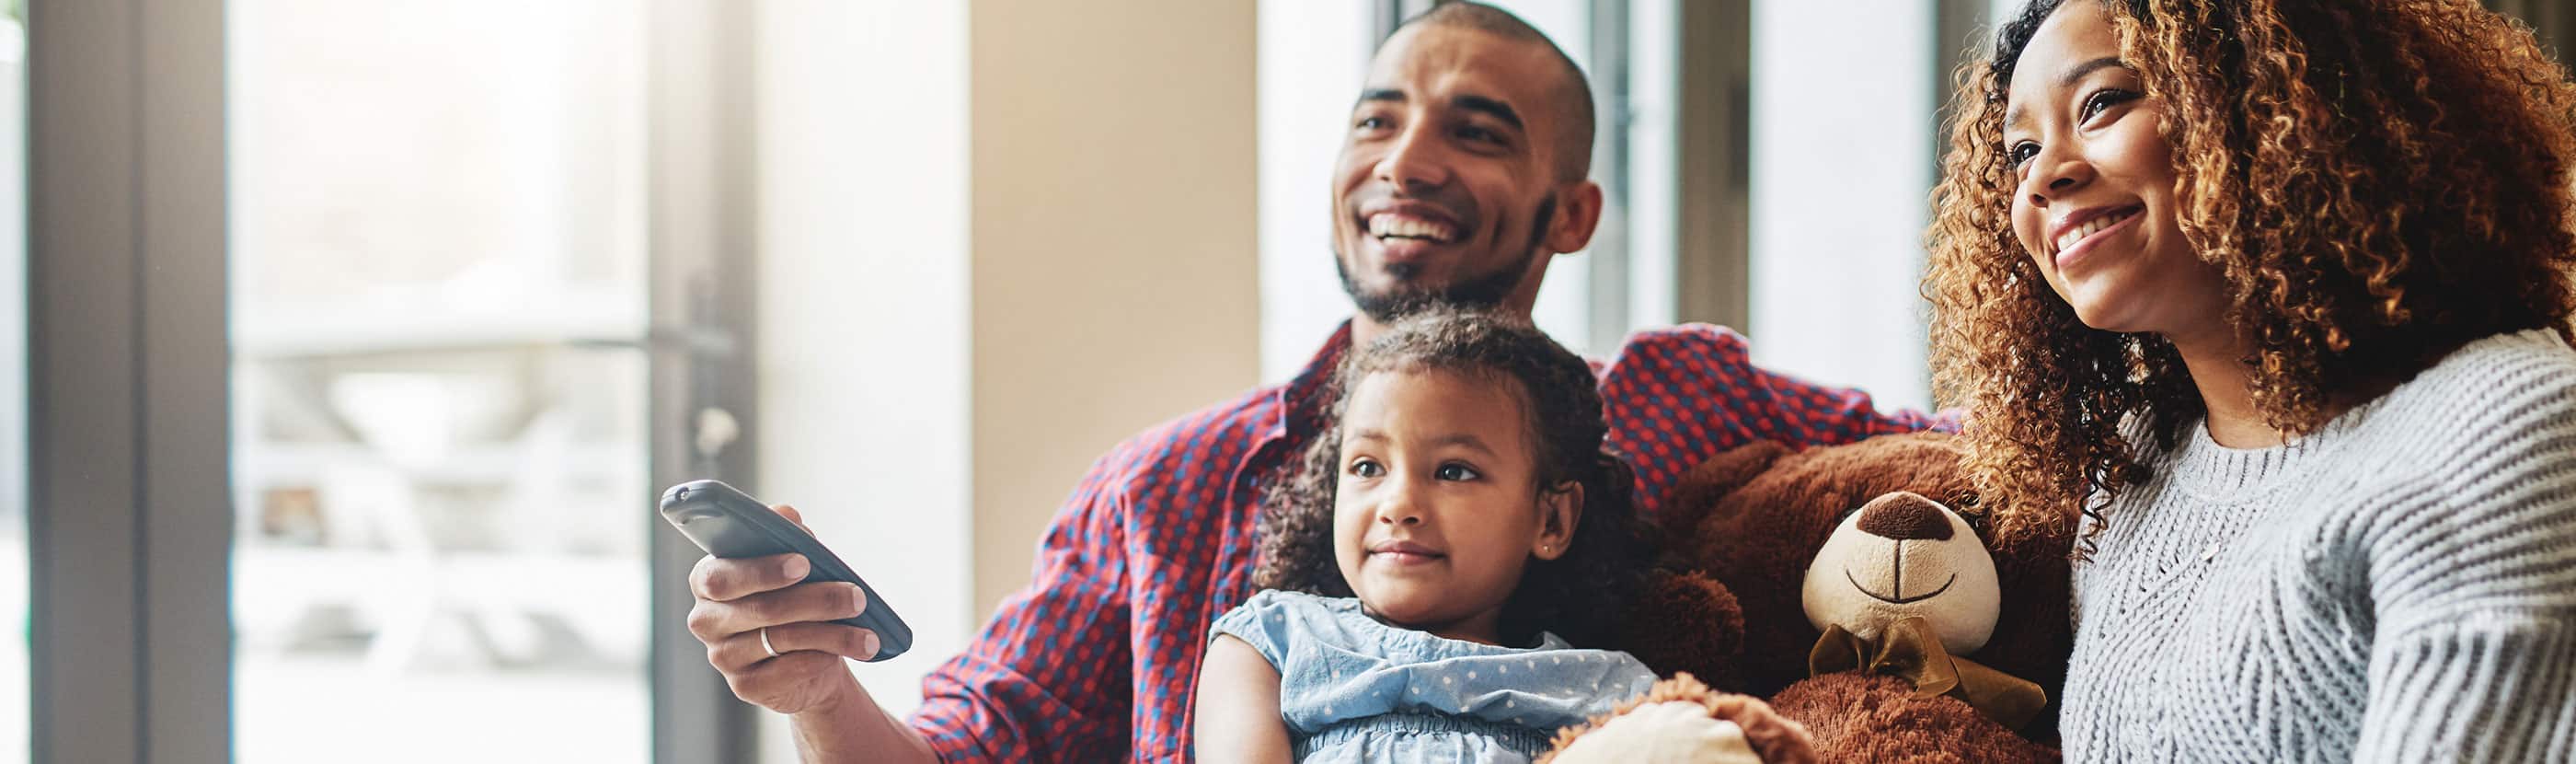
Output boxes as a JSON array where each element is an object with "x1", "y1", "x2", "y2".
[{"x1": 227, "y1": 1, "x2": 656, "y2": 759}]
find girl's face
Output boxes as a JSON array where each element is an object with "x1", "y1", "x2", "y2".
[
  {"x1": 2003, "y1": 2, "x2": 2229, "y2": 340},
  {"x1": 1331, "y1": 368, "x2": 1578, "y2": 645}
]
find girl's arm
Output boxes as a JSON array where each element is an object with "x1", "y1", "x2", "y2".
[{"x1": 1193, "y1": 633, "x2": 1294, "y2": 763}]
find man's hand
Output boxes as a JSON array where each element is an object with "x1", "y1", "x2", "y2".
[{"x1": 685, "y1": 504, "x2": 881, "y2": 715}]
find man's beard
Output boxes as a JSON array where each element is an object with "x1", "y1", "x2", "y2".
[{"x1": 1336, "y1": 195, "x2": 1556, "y2": 324}]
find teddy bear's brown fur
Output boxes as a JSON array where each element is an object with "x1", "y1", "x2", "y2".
[{"x1": 1587, "y1": 432, "x2": 2074, "y2": 762}]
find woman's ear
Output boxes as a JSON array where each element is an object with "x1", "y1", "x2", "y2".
[{"x1": 1533, "y1": 480, "x2": 1585, "y2": 561}]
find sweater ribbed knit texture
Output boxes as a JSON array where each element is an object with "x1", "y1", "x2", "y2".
[{"x1": 2062, "y1": 330, "x2": 2576, "y2": 762}]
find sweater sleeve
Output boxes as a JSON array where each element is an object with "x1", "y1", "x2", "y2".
[{"x1": 2352, "y1": 376, "x2": 2576, "y2": 762}]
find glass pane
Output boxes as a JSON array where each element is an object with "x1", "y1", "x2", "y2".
[
  {"x1": 0, "y1": 3, "x2": 24, "y2": 762},
  {"x1": 227, "y1": 2, "x2": 651, "y2": 761}
]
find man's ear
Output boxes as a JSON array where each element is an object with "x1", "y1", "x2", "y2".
[
  {"x1": 1534, "y1": 480, "x2": 1585, "y2": 561},
  {"x1": 1545, "y1": 180, "x2": 1604, "y2": 254}
]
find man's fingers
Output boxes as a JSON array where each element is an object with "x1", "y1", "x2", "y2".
[
  {"x1": 685, "y1": 581, "x2": 868, "y2": 643},
  {"x1": 688, "y1": 552, "x2": 812, "y2": 602},
  {"x1": 709, "y1": 622, "x2": 883, "y2": 672},
  {"x1": 723, "y1": 650, "x2": 850, "y2": 712},
  {"x1": 771, "y1": 504, "x2": 814, "y2": 536}
]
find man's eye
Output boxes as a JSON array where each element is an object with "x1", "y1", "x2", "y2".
[
  {"x1": 1355, "y1": 116, "x2": 1390, "y2": 131},
  {"x1": 1434, "y1": 463, "x2": 1479, "y2": 481},
  {"x1": 1455, "y1": 125, "x2": 1498, "y2": 144},
  {"x1": 1348, "y1": 458, "x2": 1383, "y2": 478}
]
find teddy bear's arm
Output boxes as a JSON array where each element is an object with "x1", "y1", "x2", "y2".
[
  {"x1": 1542, "y1": 674, "x2": 1817, "y2": 764},
  {"x1": 1193, "y1": 634, "x2": 1294, "y2": 763}
]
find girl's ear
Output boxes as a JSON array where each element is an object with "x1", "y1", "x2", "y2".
[{"x1": 1532, "y1": 480, "x2": 1584, "y2": 561}]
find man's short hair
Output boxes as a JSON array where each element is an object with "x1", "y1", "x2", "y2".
[{"x1": 1397, "y1": 1, "x2": 1597, "y2": 182}]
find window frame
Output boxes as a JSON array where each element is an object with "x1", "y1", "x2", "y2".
[{"x1": 24, "y1": 0, "x2": 762, "y2": 760}]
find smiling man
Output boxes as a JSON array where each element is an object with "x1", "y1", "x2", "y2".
[
  {"x1": 1331, "y1": 6, "x2": 1597, "y2": 330},
  {"x1": 681, "y1": 4, "x2": 1952, "y2": 762}
]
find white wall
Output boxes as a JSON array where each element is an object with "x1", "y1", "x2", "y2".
[
  {"x1": 1256, "y1": 0, "x2": 1372, "y2": 380},
  {"x1": 753, "y1": 0, "x2": 972, "y2": 739},
  {"x1": 1746, "y1": 0, "x2": 1938, "y2": 411}
]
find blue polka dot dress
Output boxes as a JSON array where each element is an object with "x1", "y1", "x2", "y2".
[{"x1": 1209, "y1": 589, "x2": 1660, "y2": 763}]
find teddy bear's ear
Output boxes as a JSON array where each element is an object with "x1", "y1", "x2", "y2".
[{"x1": 1666, "y1": 441, "x2": 1795, "y2": 519}]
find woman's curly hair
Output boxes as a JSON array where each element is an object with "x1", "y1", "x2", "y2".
[
  {"x1": 1926, "y1": 0, "x2": 2576, "y2": 553},
  {"x1": 1251, "y1": 308, "x2": 1648, "y2": 647}
]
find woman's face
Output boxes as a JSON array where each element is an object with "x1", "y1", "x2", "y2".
[{"x1": 2003, "y1": 2, "x2": 2229, "y2": 340}]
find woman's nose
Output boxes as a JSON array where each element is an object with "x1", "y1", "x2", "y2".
[{"x1": 2025, "y1": 148, "x2": 2093, "y2": 206}]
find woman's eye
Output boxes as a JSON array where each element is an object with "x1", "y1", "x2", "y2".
[
  {"x1": 2007, "y1": 141, "x2": 2041, "y2": 168},
  {"x1": 1433, "y1": 463, "x2": 1480, "y2": 481},
  {"x1": 1348, "y1": 458, "x2": 1383, "y2": 479},
  {"x1": 2079, "y1": 88, "x2": 2139, "y2": 122}
]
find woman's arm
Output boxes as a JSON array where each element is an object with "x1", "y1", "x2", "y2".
[
  {"x1": 1193, "y1": 634, "x2": 1294, "y2": 763},
  {"x1": 2353, "y1": 388, "x2": 2576, "y2": 760}
]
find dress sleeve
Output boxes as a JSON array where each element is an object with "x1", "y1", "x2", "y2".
[{"x1": 1210, "y1": 589, "x2": 1299, "y2": 671}]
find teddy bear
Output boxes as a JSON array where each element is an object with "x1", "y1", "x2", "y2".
[{"x1": 1540, "y1": 432, "x2": 2074, "y2": 763}]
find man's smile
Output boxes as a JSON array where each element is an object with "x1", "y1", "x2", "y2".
[{"x1": 1368, "y1": 213, "x2": 1458, "y2": 244}]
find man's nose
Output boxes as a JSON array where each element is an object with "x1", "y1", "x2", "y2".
[{"x1": 1374, "y1": 122, "x2": 1453, "y2": 192}]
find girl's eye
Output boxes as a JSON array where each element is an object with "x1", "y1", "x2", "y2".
[
  {"x1": 2007, "y1": 141, "x2": 2041, "y2": 168},
  {"x1": 2079, "y1": 88, "x2": 2140, "y2": 123},
  {"x1": 1348, "y1": 457, "x2": 1384, "y2": 479},
  {"x1": 1434, "y1": 463, "x2": 1480, "y2": 481}
]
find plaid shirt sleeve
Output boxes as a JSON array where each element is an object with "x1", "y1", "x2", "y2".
[
  {"x1": 1607, "y1": 324, "x2": 1964, "y2": 516},
  {"x1": 1620, "y1": 323, "x2": 1961, "y2": 443},
  {"x1": 909, "y1": 448, "x2": 1138, "y2": 763}
]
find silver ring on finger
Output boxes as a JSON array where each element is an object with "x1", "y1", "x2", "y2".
[{"x1": 760, "y1": 626, "x2": 781, "y2": 658}]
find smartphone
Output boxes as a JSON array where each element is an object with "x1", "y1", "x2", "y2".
[{"x1": 658, "y1": 480, "x2": 912, "y2": 661}]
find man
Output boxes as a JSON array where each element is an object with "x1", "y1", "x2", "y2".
[{"x1": 684, "y1": 4, "x2": 1949, "y2": 761}]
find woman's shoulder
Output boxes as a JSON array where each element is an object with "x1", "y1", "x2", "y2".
[
  {"x1": 2361, "y1": 329, "x2": 2576, "y2": 454},
  {"x1": 2398, "y1": 329, "x2": 2576, "y2": 413},
  {"x1": 2339, "y1": 330, "x2": 2576, "y2": 600}
]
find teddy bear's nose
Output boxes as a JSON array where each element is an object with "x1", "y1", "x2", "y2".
[{"x1": 1856, "y1": 492, "x2": 1954, "y2": 541}]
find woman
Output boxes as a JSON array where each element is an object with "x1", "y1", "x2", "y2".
[{"x1": 1926, "y1": 0, "x2": 2576, "y2": 760}]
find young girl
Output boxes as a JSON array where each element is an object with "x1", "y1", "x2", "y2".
[{"x1": 1193, "y1": 309, "x2": 1660, "y2": 763}]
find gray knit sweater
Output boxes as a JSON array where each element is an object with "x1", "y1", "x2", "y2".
[{"x1": 2061, "y1": 329, "x2": 2576, "y2": 763}]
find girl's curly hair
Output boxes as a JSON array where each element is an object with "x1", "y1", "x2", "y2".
[
  {"x1": 1251, "y1": 308, "x2": 1647, "y2": 647},
  {"x1": 1926, "y1": 0, "x2": 2576, "y2": 553}
]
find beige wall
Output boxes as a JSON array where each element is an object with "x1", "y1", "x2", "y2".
[{"x1": 968, "y1": 0, "x2": 1262, "y2": 616}]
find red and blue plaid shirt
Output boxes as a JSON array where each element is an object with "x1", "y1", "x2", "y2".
[{"x1": 908, "y1": 321, "x2": 1955, "y2": 761}]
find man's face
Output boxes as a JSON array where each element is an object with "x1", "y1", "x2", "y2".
[{"x1": 1331, "y1": 24, "x2": 1590, "y2": 322}]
